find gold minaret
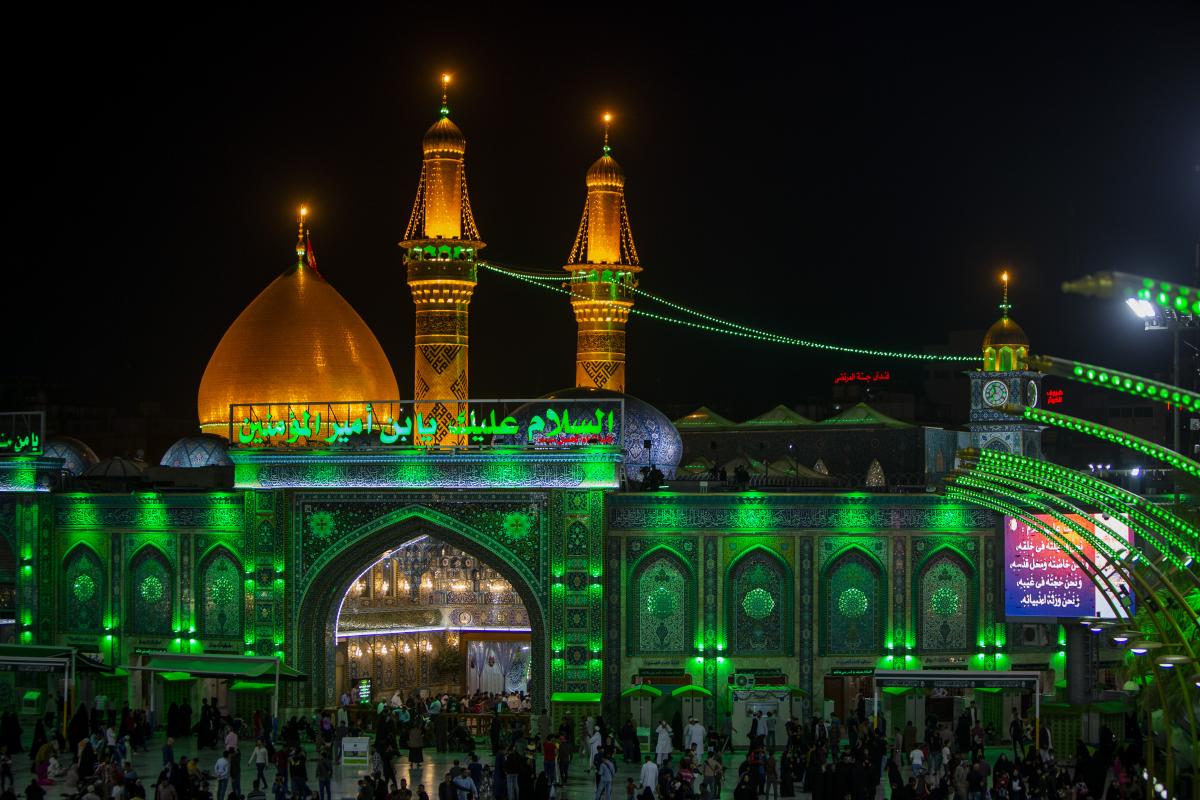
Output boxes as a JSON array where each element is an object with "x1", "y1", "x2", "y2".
[
  {"x1": 563, "y1": 113, "x2": 642, "y2": 391},
  {"x1": 400, "y1": 74, "x2": 483, "y2": 445}
]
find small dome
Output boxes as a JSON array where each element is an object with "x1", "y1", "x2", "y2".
[
  {"x1": 423, "y1": 115, "x2": 466, "y2": 157},
  {"x1": 84, "y1": 456, "x2": 147, "y2": 478},
  {"x1": 43, "y1": 436, "x2": 99, "y2": 477},
  {"x1": 540, "y1": 388, "x2": 681, "y2": 481},
  {"x1": 161, "y1": 434, "x2": 232, "y2": 468},
  {"x1": 983, "y1": 316, "x2": 1029, "y2": 350},
  {"x1": 586, "y1": 154, "x2": 625, "y2": 190}
]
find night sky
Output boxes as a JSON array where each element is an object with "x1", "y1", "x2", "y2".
[{"x1": 10, "y1": 9, "x2": 1200, "y2": 437}]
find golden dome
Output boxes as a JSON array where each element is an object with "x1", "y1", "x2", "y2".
[
  {"x1": 197, "y1": 256, "x2": 400, "y2": 437},
  {"x1": 423, "y1": 114, "x2": 466, "y2": 157},
  {"x1": 586, "y1": 153, "x2": 625, "y2": 190},
  {"x1": 982, "y1": 316, "x2": 1029, "y2": 349}
]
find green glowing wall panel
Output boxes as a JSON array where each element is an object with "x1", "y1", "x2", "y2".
[
  {"x1": 822, "y1": 549, "x2": 885, "y2": 655},
  {"x1": 631, "y1": 549, "x2": 693, "y2": 654},
  {"x1": 63, "y1": 544, "x2": 105, "y2": 634},
  {"x1": 199, "y1": 548, "x2": 243, "y2": 638},
  {"x1": 916, "y1": 550, "x2": 974, "y2": 652},
  {"x1": 128, "y1": 547, "x2": 173, "y2": 636},
  {"x1": 726, "y1": 545, "x2": 792, "y2": 655}
]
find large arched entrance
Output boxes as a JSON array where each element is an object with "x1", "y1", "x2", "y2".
[
  {"x1": 335, "y1": 535, "x2": 533, "y2": 703},
  {"x1": 294, "y1": 513, "x2": 548, "y2": 712}
]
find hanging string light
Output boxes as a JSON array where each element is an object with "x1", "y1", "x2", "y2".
[{"x1": 479, "y1": 262, "x2": 979, "y2": 362}]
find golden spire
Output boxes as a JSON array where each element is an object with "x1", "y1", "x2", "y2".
[
  {"x1": 1000, "y1": 270, "x2": 1011, "y2": 320},
  {"x1": 296, "y1": 205, "x2": 308, "y2": 264},
  {"x1": 602, "y1": 112, "x2": 612, "y2": 154},
  {"x1": 440, "y1": 73, "x2": 451, "y2": 117}
]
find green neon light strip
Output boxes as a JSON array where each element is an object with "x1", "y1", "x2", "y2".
[
  {"x1": 972, "y1": 450, "x2": 1200, "y2": 547},
  {"x1": 1062, "y1": 270, "x2": 1200, "y2": 317},
  {"x1": 974, "y1": 460, "x2": 1199, "y2": 576},
  {"x1": 480, "y1": 262, "x2": 979, "y2": 362},
  {"x1": 966, "y1": 451, "x2": 1200, "y2": 571},
  {"x1": 1031, "y1": 355, "x2": 1199, "y2": 413},
  {"x1": 1009, "y1": 404, "x2": 1200, "y2": 481},
  {"x1": 952, "y1": 474, "x2": 1200, "y2": 666},
  {"x1": 953, "y1": 472, "x2": 1150, "y2": 574}
]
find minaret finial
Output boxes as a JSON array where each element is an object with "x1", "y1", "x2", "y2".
[
  {"x1": 1000, "y1": 270, "x2": 1011, "y2": 319},
  {"x1": 440, "y1": 73, "x2": 451, "y2": 117},
  {"x1": 602, "y1": 112, "x2": 612, "y2": 155},
  {"x1": 296, "y1": 205, "x2": 308, "y2": 264}
]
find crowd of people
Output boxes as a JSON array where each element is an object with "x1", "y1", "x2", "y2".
[{"x1": 0, "y1": 688, "x2": 1181, "y2": 800}]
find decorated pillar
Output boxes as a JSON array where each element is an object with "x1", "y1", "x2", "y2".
[
  {"x1": 564, "y1": 114, "x2": 642, "y2": 391},
  {"x1": 401, "y1": 75, "x2": 484, "y2": 445}
]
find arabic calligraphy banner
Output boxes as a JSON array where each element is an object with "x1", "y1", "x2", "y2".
[
  {"x1": 0, "y1": 411, "x2": 44, "y2": 456},
  {"x1": 228, "y1": 398, "x2": 625, "y2": 450},
  {"x1": 1003, "y1": 513, "x2": 1134, "y2": 619}
]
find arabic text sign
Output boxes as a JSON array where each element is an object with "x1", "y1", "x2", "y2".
[
  {"x1": 1003, "y1": 513, "x2": 1133, "y2": 619},
  {"x1": 0, "y1": 411, "x2": 44, "y2": 456},
  {"x1": 229, "y1": 399, "x2": 624, "y2": 449},
  {"x1": 834, "y1": 370, "x2": 891, "y2": 384}
]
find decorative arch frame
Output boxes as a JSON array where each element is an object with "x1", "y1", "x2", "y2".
[
  {"x1": 197, "y1": 545, "x2": 243, "y2": 639},
  {"x1": 62, "y1": 543, "x2": 106, "y2": 634},
  {"x1": 724, "y1": 544, "x2": 794, "y2": 656},
  {"x1": 627, "y1": 545, "x2": 696, "y2": 656},
  {"x1": 912, "y1": 544, "x2": 978, "y2": 653},
  {"x1": 126, "y1": 544, "x2": 174, "y2": 636},
  {"x1": 294, "y1": 506, "x2": 548, "y2": 712},
  {"x1": 819, "y1": 544, "x2": 887, "y2": 656}
]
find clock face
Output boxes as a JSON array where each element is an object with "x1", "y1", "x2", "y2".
[
  {"x1": 983, "y1": 380, "x2": 1009, "y2": 408},
  {"x1": 1027, "y1": 381, "x2": 1038, "y2": 407}
]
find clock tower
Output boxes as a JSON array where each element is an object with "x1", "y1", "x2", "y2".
[{"x1": 969, "y1": 272, "x2": 1045, "y2": 457}]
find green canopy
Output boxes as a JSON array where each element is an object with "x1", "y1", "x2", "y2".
[
  {"x1": 0, "y1": 644, "x2": 114, "y2": 673},
  {"x1": 818, "y1": 403, "x2": 912, "y2": 429},
  {"x1": 882, "y1": 686, "x2": 914, "y2": 696},
  {"x1": 160, "y1": 671, "x2": 193, "y2": 682},
  {"x1": 672, "y1": 685, "x2": 713, "y2": 697},
  {"x1": 551, "y1": 692, "x2": 601, "y2": 703},
  {"x1": 974, "y1": 687, "x2": 1004, "y2": 694},
  {"x1": 674, "y1": 407, "x2": 736, "y2": 430},
  {"x1": 621, "y1": 685, "x2": 663, "y2": 698},
  {"x1": 229, "y1": 680, "x2": 277, "y2": 692},
  {"x1": 144, "y1": 656, "x2": 305, "y2": 681},
  {"x1": 738, "y1": 405, "x2": 814, "y2": 428}
]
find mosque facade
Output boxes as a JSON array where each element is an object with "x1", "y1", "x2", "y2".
[{"x1": 1, "y1": 81, "x2": 1099, "y2": 745}]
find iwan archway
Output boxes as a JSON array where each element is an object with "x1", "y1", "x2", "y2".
[
  {"x1": 293, "y1": 507, "x2": 549, "y2": 711},
  {"x1": 334, "y1": 533, "x2": 535, "y2": 705}
]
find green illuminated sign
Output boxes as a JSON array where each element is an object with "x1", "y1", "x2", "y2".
[
  {"x1": 0, "y1": 411, "x2": 44, "y2": 456},
  {"x1": 231, "y1": 399, "x2": 622, "y2": 449}
]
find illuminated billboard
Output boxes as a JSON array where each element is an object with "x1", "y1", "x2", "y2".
[{"x1": 1003, "y1": 513, "x2": 1133, "y2": 619}]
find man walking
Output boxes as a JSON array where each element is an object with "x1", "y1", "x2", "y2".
[
  {"x1": 639, "y1": 755, "x2": 659, "y2": 799},
  {"x1": 595, "y1": 750, "x2": 615, "y2": 800},
  {"x1": 213, "y1": 750, "x2": 231, "y2": 800}
]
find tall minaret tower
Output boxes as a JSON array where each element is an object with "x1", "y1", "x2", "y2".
[
  {"x1": 563, "y1": 113, "x2": 642, "y2": 391},
  {"x1": 400, "y1": 74, "x2": 483, "y2": 444}
]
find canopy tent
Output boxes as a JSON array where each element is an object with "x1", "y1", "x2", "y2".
[
  {"x1": 722, "y1": 454, "x2": 767, "y2": 476},
  {"x1": 621, "y1": 685, "x2": 663, "y2": 698},
  {"x1": 134, "y1": 653, "x2": 305, "y2": 722},
  {"x1": 738, "y1": 405, "x2": 814, "y2": 428},
  {"x1": 229, "y1": 680, "x2": 278, "y2": 692},
  {"x1": 817, "y1": 403, "x2": 912, "y2": 429},
  {"x1": 142, "y1": 656, "x2": 305, "y2": 680},
  {"x1": 671, "y1": 685, "x2": 713, "y2": 697},
  {"x1": 766, "y1": 456, "x2": 834, "y2": 481},
  {"x1": 673, "y1": 407, "x2": 737, "y2": 431},
  {"x1": 678, "y1": 456, "x2": 715, "y2": 476},
  {"x1": 0, "y1": 644, "x2": 115, "y2": 674}
]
